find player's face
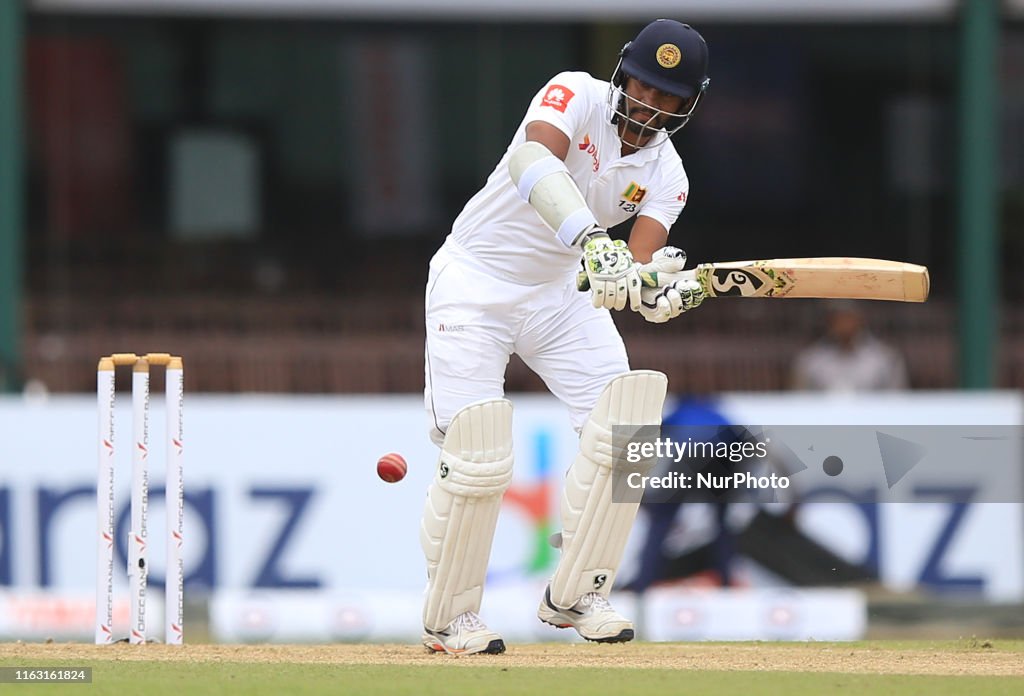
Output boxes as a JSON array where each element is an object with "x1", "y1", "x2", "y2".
[{"x1": 619, "y1": 77, "x2": 691, "y2": 145}]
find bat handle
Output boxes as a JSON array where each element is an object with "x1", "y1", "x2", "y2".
[{"x1": 574, "y1": 269, "x2": 695, "y2": 292}]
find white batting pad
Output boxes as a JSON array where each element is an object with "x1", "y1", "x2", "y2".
[
  {"x1": 420, "y1": 399, "x2": 514, "y2": 630},
  {"x1": 548, "y1": 370, "x2": 667, "y2": 608}
]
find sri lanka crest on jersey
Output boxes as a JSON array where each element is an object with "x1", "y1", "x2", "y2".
[
  {"x1": 622, "y1": 182, "x2": 647, "y2": 204},
  {"x1": 540, "y1": 84, "x2": 574, "y2": 112}
]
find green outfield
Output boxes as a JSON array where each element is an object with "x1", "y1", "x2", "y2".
[{"x1": 1, "y1": 641, "x2": 1022, "y2": 695}]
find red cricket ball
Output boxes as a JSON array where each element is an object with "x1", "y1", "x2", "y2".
[{"x1": 376, "y1": 452, "x2": 408, "y2": 483}]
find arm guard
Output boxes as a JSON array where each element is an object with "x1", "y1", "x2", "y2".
[{"x1": 508, "y1": 141, "x2": 601, "y2": 248}]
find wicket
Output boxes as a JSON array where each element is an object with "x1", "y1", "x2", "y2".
[{"x1": 96, "y1": 353, "x2": 184, "y2": 645}]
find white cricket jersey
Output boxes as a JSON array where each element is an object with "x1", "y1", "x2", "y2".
[{"x1": 447, "y1": 71, "x2": 690, "y2": 285}]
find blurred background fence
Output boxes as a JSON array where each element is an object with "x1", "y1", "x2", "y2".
[{"x1": 2, "y1": 0, "x2": 1023, "y2": 394}]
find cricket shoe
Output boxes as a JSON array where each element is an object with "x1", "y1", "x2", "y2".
[
  {"x1": 537, "y1": 586, "x2": 634, "y2": 643},
  {"x1": 422, "y1": 611, "x2": 506, "y2": 655}
]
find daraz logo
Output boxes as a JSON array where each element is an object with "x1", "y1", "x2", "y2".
[{"x1": 578, "y1": 134, "x2": 599, "y2": 172}]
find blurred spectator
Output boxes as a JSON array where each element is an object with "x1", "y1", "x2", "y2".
[{"x1": 791, "y1": 301, "x2": 908, "y2": 391}]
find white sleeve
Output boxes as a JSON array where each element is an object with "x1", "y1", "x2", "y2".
[
  {"x1": 638, "y1": 161, "x2": 689, "y2": 233},
  {"x1": 521, "y1": 72, "x2": 593, "y2": 140}
]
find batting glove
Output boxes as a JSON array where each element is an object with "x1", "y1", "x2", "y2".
[
  {"x1": 638, "y1": 247, "x2": 705, "y2": 323},
  {"x1": 581, "y1": 232, "x2": 642, "y2": 311}
]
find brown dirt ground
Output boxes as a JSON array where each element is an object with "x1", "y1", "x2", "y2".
[{"x1": 1, "y1": 642, "x2": 1022, "y2": 676}]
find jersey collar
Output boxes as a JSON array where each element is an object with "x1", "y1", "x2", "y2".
[{"x1": 618, "y1": 139, "x2": 664, "y2": 164}]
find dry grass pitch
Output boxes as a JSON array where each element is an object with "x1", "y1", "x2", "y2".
[{"x1": 2, "y1": 640, "x2": 1021, "y2": 695}]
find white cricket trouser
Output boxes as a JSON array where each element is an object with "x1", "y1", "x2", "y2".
[{"x1": 424, "y1": 241, "x2": 629, "y2": 445}]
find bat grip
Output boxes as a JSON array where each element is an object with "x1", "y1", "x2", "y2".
[{"x1": 575, "y1": 269, "x2": 694, "y2": 292}]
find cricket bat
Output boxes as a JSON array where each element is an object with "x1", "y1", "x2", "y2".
[{"x1": 577, "y1": 257, "x2": 930, "y2": 302}]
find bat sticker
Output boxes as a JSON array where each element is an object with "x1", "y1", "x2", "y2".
[
  {"x1": 700, "y1": 262, "x2": 795, "y2": 298},
  {"x1": 709, "y1": 268, "x2": 767, "y2": 296}
]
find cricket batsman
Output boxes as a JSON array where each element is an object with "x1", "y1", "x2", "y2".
[{"x1": 420, "y1": 19, "x2": 711, "y2": 654}]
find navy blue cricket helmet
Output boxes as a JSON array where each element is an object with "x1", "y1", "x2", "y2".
[{"x1": 608, "y1": 19, "x2": 710, "y2": 145}]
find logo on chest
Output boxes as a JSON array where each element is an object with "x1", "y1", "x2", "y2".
[
  {"x1": 622, "y1": 182, "x2": 647, "y2": 204},
  {"x1": 578, "y1": 134, "x2": 600, "y2": 172},
  {"x1": 617, "y1": 181, "x2": 647, "y2": 213}
]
